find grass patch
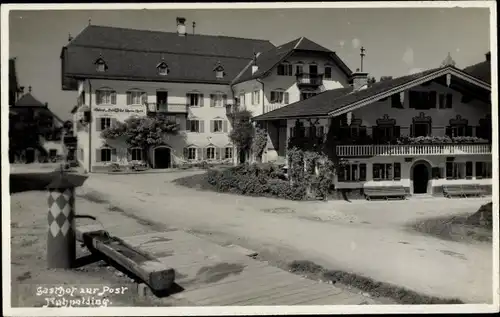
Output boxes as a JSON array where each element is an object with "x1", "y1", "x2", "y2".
[
  {"x1": 288, "y1": 260, "x2": 464, "y2": 304},
  {"x1": 172, "y1": 173, "x2": 215, "y2": 191},
  {"x1": 411, "y1": 202, "x2": 493, "y2": 243}
]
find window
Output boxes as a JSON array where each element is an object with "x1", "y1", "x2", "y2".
[
  {"x1": 252, "y1": 90, "x2": 260, "y2": 105},
  {"x1": 210, "y1": 93, "x2": 227, "y2": 107},
  {"x1": 277, "y1": 63, "x2": 293, "y2": 76},
  {"x1": 130, "y1": 148, "x2": 143, "y2": 161},
  {"x1": 324, "y1": 66, "x2": 332, "y2": 79},
  {"x1": 49, "y1": 149, "x2": 58, "y2": 158},
  {"x1": 373, "y1": 163, "x2": 400, "y2": 181},
  {"x1": 187, "y1": 93, "x2": 203, "y2": 107},
  {"x1": 475, "y1": 162, "x2": 492, "y2": 178},
  {"x1": 97, "y1": 148, "x2": 115, "y2": 163},
  {"x1": 446, "y1": 162, "x2": 466, "y2": 179},
  {"x1": 316, "y1": 126, "x2": 325, "y2": 138},
  {"x1": 239, "y1": 93, "x2": 246, "y2": 107},
  {"x1": 127, "y1": 90, "x2": 147, "y2": 106},
  {"x1": 409, "y1": 91, "x2": 437, "y2": 110},
  {"x1": 295, "y1": 64, "x2": 303, "y2": 75},
  {"x1": 301, "y1": 92, "x2": 317, "y2": 100},
  {"x1": 186, "y1": 119, "x2": 204, "y2": 133},
  {"x1": 95, "y1": 59, "x2": 107, "y2": 72},
  {"x1": 95, "y1": 89, "x2": 116, "y2": 105},
  {"x1": 185, "y1": 147, "x2": 197, "y2": 160},
  {"x1": 224, "y1": 147, "x2": 233, "y2": 159},
  {"x1": 211, "y1": 119, "x2": 227, "y2": 133},
  {"x1": 157, "y1": 62, "x2": 169, "y2": 76},
  {"x1": 216, "y1": 70, "x2": 224, "y2": 79},
  {"x1": 391, "y1": 94, "x2": 403, "y2": 108},
  {"x1": 99, "y1": 118, "x2": 111, "y2": 131},
  {"x1": 206, "y1": 147, "x2": 216, "y2": 160},
  {"x1": 270, "y1": 90, "x2": 289, "y2": 104},
  {"x1": 337, "y1": 164, "x2": 367, "y2": 182}
]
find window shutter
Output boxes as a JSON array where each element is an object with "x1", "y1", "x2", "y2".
[
  {"x1": 359, "y1": 127, "x2": 367, "y2": 137},
  {"x1": 96, "y1": 119, "x2": 102, "y2": 131},
  {"x1": 371, "y1": 126, "x2": 379, "y2": 142},
  {"x1": 95, "y1": 149, "x2": 101, "y2": 162},
  {"x1": 141, "y1": 92, "x2": 148, "y2": 105},
  {"x1": 465, "y1": 125, "x2": 472, "y2": 137},
  {"x1": 199, "y1": 120, "x2": 205, "y2": 133},
  {"x1": 186, "y1": 93, "x2": 190, "y2": 106},
  {"x1": 284, "y1": 92, "x2": 289, "y2": 104},
  {"x1": 183, "y1": 148, "x2": 188, "y2": 159},
  {"x1": 394, "y1": 163, "x2": 401, "y2": 179},
  {"x1": 223, "y1": 120, "x2": 228, "y2": 133},
  {"x1": 359, "y1": 164, "x2": 367, "y2": 181},
  {"x1": 408, "y1": 91, "x2": 417, "y2": 108},
  {"x1": 210, "y1": 120, "x2": 214, "y2": 133},
  {"x1": 429, "y1": 91, "x2": 437, "y2": 108},
  {"x1": 210, "y1": 94, "x2": 215, "y2": 107},
  {"x1": 96, "y1": 90, "x2": 101, "y2": 105},
  {"x1": 111, "y1": 148, "x2": 117, "y2": 162},
  {"x1": 199, "y1": 94, "x2": 204, "y2": 107},
  {"x1": 223, "y1": 94, "x2": 228, "y2": 106},
  {"x1": 216, "y1": 148, "x2": 221, "y2": 160},
  {"x1": 126, "y1": 92, "x2": 132, "y2": 105},
  {"x1": 394, "y1": 126, "x2": 401, "y2": 138},
  {"x1": 197, "y1": 148, "x2": 203, "y2": 160},
  {"x1": 446, "y1": 93, "x2": 453, "y2": 108}
]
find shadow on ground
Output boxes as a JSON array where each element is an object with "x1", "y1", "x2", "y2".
[{"x1": 9, "y1": 172, "x2": 88, "y2": 194}]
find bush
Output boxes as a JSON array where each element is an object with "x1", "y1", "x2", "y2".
[
  {"x1": 467, "y1": 202, "x2": 493, "y2": 227},
  {"x1": 207, "y1": 163, "x2": 307, "y2": 200}
]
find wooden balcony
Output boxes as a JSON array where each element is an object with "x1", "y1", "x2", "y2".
[
  {"x1": 336, "y1": 144, "x2": 492, "y2": 157},
  {"x1": 146, "y1": 103, "x2": 188, "y2": 114},
  {"x1": 296, "y1": 73, "x2": 323, "y2": 87},
  {"x1": 264, "y1": 103, "x2": 286, "y2": 114}
]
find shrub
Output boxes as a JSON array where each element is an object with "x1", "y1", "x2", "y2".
[{"x1": 207, "y1": 163, "x2": 306, "y2": 200}]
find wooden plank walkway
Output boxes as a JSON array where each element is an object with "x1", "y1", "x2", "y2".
[{"x1": 116, "y1": 229, "x2": 378, "y2": 306}]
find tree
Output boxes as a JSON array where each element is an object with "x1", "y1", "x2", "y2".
[
  {"x1": 252, "y1": 127, "x2": 268, "y2": 163},
  {"x1": 101, "y1": 115, "x2": 180, "y2": 166},
  {"x1": 228, "y1": 109, "x2": 255, "y2": 164},
  {"x1": 367, "y1": 76, "x2": 377, "y2": 86}
]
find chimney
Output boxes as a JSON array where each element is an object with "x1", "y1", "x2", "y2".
[
  {"x1": 251, "y1": 52, "x2": 260, "y2": 74},
  {"x1": 44, "y1": 102, "x2": 48, "y2": 108},
  {"x1": 351, "y1": 69, "x2": 369, "y2": 91},
  {"x1": 486, "y1": 51, "x2": 491, "y2": 61},
  {"x1": 176, "y1": 17, "x2": 187, "y2": 36}
]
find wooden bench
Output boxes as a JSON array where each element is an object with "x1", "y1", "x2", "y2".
[
  {"x1": 443, "y1": 184, "x2": 485, "y2": 198},
  {"x1": 364, "y1": 186, "x2": 407, "y2": 201}
]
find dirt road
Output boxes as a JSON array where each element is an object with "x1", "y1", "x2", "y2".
[{"x1": 79, "y1": 171, "x2": 493, "y2": 303}]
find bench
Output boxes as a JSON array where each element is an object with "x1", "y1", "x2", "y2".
[
  {"x1": 443, "y1": 184, "x2": 485, "y2": 198},
  {"x1": 364, "y1": 186, "x2": 407, "y2": 201}
]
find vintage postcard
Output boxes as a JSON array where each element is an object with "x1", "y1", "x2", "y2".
[{"x1": 1, "y1": 1, "x2": 498, "y2": 316}]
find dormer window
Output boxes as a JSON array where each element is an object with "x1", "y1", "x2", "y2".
[
  {"x1": 213, "y1": 62, "x2": 225, "y2": 79},
  {"x1": 94, "y1": 57, "x2": 107, "y2": 72},
  {"x1": 157, "y1": 61, "x2": 169, "y2": 76}
]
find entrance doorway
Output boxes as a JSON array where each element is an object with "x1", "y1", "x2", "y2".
[
  {"x1": 25, "y1": 148, "x2": 35, "y2": 164},
  {"x1": 413, "y1": 163, "x2": 429, "y2": 194},
  {"x1": 154, "y1": 147, "x2": 171, "y2": 169}
]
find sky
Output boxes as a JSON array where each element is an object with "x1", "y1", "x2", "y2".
[{"x1": 7, "y1": 7, "x2": 491, "y2": 120}]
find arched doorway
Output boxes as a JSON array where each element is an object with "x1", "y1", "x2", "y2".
[
  {"x1": 412, "y1": 161, "x2": 431, "y2": 194},
  {"x1": 154, "y1": 147, "x2": 171, "y2": 169},
  {"x1": 25, "y1": 148, "x2": 35, "y2": 164}
]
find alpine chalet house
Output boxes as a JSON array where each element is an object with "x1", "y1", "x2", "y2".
[
  {"x1": 61, "y1": 18, "x2": 352, "y2": 172},
  {"x1": 253, "y1": 52, "x2": 492, "y2": 199}
]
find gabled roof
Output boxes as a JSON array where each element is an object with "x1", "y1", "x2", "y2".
[
  {"x1": 232, "y1": 37, "x2": 352, "y2": 84},
  {"x1": 14, "y1": 93, "x2": 46, "y2": 108},
  {"x1": 253, "y1": 65, "x2": 491, "y2": 121},
  {"x1": 62, "y1": 25, "x2": 275, "y2": 85},
  {"x1": 463, "y1": 54, "x2": 491, "y2": 84}
]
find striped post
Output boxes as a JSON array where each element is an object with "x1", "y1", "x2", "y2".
[{"x1": 46, "y1": 167, "x2": 76, "y2": 269}]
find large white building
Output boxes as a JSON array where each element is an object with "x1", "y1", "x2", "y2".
[{"x1": 63, "y1": 17, "x2": 352, "y2": 172}]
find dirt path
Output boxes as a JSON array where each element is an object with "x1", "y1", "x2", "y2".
[
  {"x1": 80, "y1": 172, "x2": 493, "y2": 303},
  {"x1": 9, "y1": 190, "x2": 191, "y2": 308}
]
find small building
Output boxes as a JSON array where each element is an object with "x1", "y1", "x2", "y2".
[
  {"x1": 9, "y1": 87, "x2": 67, "y2": 163},
  {"x1": 253, "y1": 53, "x2": 492, "y2": 198}
]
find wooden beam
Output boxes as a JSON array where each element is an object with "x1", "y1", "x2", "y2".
[{"x1": 77, "y1": 228, "x2": 175, "y2": 292}]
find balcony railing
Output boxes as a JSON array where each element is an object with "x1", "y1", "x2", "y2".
[
  {"x1": 336, "y1": 144, "x2": 492, "y2": 157},
  {"x1": 264, "y1": 103, "x2": 287, "y2": 114},
  {"x1": 296, "y1": 73, "x2": 323, "y2": 86},
  {"x1": 146, "y1": 102, "x2": 188, "y2": 113}
]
